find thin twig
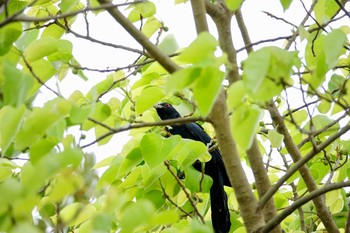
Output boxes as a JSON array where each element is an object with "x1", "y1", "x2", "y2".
[{"x1": 164, "y1": 160, "x2": 205, "y2": 224}]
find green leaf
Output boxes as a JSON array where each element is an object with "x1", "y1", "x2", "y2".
[
  {"x1": 184, "y1": 166, "x2": 212, "y2": 193},
  {"x1": 324, "y1": 29, "x2": 347, "y2": 68},
  {"x1": 230, "y1": 104, "x2": 263, "y2": 150},
  {"x1": 243, "y1": 46, "x2": 297, "y2": 101},
  {"x1": 15, "y1": 28, "x2": 39, "y2": 50},
  {"x1": 317, "y1": 99, "x2": 331, "y2": 114},
  {"x1": 268, "y1": 129, "x2": 284, "y2": 148},
  {"x1": 176, "y1": 139, "x2": 211, "y2": 167},
  {"x1": 0, "y1": 165, "x2": 13, "y2": 182},
  {"x1": 22, "y1": 148, "x2": 83, "y2": 193},
  {"x1": 82, "y1": 102, "x2": 111, "y2": 131},
  {"x1": 135, "y1": 86, "x2": 165, "y2": 115},
  {"x1": 226, "y1": 0, "x2": 243, "y2": 11},
  {"x1": 326, "y1": 189, "x2": 343, "y2": 213},
  {"x1": 119, "y1": 200, "x2": 155, "y2": 233},
  {"x1": 41, "y1": 23, "x2": 65, "y2": 39},
  {"x1": 142, "y1": 16, "x2": 161, "y2": 38},
  {"x1": 178, "y1": 32, "x2": 218, "y2": 64},
  {"x1": 141, "y1": 133, "x2": 181, "y2": 168},
  {"x1": 10, "y1": 223, "x2": 41, "y2": 233},
  {"x1": 314, "y1": 0, "x2": 340, "y2": 23},
  {"x1": 0, "y1": 105, "x2": 26, "y2": 153},
  {"x1": 303, "y1": 115, "x2": 339, "y2": 138},
  {"x1": 48, "y1": 173, "x2": 83, "y2": 203},
  {"x1": 127, "y1": 2, "x2": 156, "y2": 22},
  {"x1": 166, "y1": 67, "x2": 201, "y2": 91},
  {"x1": 158, "y1": 34, "x2": 179, "y2": 55},
  {"x1": 328, "y1": 74, "x2": 345, "y2": 93},
  {"x1": 226, "y1": 80, "x2": 247, "y2": 110},
  {"x1": 118, "y1": 148, "x2": 143, "y2": 179},
  {"x1": 38, "y1": 196, "x2": 56, "y2": 218},
  {"x1": 86, "y1": 71, "x2": 124, "y2": 101},
  {"x1": 29, "y1": 137, "x2": 57, "y2": 164},
  {"x1": 47, "y1": 39, "x2": 73, "y2": 62},
  {"x1": 60, "y1": 0, "x2": 80, "y2": 12},
  {"x1": 2, "y1": 62, "x2": 34, "y2": 107},
  {"x1": 149, "y1": 210, "x2": 179, "y2": 226},
  {"x1": 192, "y1": 67, "x2": 225, "y2": 116},
  {"x1": 280, "y1": 0, "x2": 293, "y2": 11},
  {"x1": 0, "y1": 22, "x2": 22, "y2": 55},
  {"x1": 24, "y1": 37, "x2": 58, "y2": 62},
  {"x1": 167, "y1": 66, "x2": 224, "y2": 116},
  {"x1": 15, "y1": 98, "x2": 71, "y2": 150}
]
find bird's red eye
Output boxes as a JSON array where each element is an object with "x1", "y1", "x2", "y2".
[{"x1": 165, "y1": 103, "x2": 171, "y2": 108}]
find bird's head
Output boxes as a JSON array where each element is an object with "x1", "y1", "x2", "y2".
[{"x1": 154, "y1": 102, "x2": 181, "y2": 120}]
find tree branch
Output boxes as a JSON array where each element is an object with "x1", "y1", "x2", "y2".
[
  {"x1": 97, "y1": 0, "x2": 180, "y2": 74},
  {"x1": 209, "y1": 91, "x2": 265, "y2": 232},
  {"x1": 263, "y1": 181, "x2": 350, "y2": 232},
  {"x1": 82, "y1": 116, "x2": 207, "y2": 148},
  {"x1": 190, "y1": 0, "x2": 209, "y2": 33},
  {"x1": 266, "y1": 102, "x2": 341, "y2": 232},
  {"x1": 259, "y1": 123, "x2": 350, "y2": 207}
]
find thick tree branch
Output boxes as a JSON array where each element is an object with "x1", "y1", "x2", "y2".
[
  {"x1": 205, "y1": 1, "x2": 240, "y2": 83},
  {"x1": 190, "y1": 0, "x2": 209, "y2": 33},
  {"x1": 235, "y1": 9, "x2": 282, "y2": 233},
  {"x1": 191, "y1": 2, "x2": 265, "y2": 231},
  {"x1": 209, "y1": 92, "x2": 265, "y2": 232}
]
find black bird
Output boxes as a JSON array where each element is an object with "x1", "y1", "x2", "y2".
[{"x1": 154, "y1": 102, "x2": 231, "y2": 233}]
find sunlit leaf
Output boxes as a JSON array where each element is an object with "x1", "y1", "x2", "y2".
[
  {"x1": 0, "y1": 105, "x2": 26, "y2": 153},
  {"x1": 226, "y1": 80, "x2": 247, "y2": 110},
  {"x1": 303, "y1": 115, "x2": 339, "y2": 138},
  {"x1": 324, "y1": 29, "x2": 347, "y2": 68},
  {"x1": 178, "y1": 32, "x2": 218, "y2": 64},
  {"x1": 2, "y1": 62, "x2": 34, "y2": 107},
  {"x1": 141, "y1": 133, "x2": 181, "y2": 168},
  {"x1": 230, "y1": 104, "x2": 263, "y2": 150},
  {"x1": 24, "y1": 37, "x2": 58, "y2": 62},
  {"x1": 314, "y1": 0, "x2": 340, "y2": 23},
  {"x1": 119, "y1": 200, "x2": 155, "y2": 233},
  {"x1": 29, "y1": 137, "x2": 57, "y2": 164},
  {"x1": 226, "y1": 0, "x2": 244, "y2": 11},
  {"x1": 47, "y1": 39, "x2": 73, "y2": 62},
  {"x1": 184, "y1": 166, "x2": 212, "y2": 193},
  {"x1": 142, "y1": 16, "x2": 161, "y2": 38},
  {"x1": 243, "y1": 46, "x2": 297, "y2": 101},
  {"x1": 128, "y1": 2, "x2": 156, "y2": 22},
  {"x1": 15, "y1": 98, "x2": 71, "y2": 150},
  {"x1": 328, "y1": 74, "x2": 345, "y2": 93},
  {"x1": 158, "y1": 34, "x2": 180, "y2": 55},
  {"x1": 280, "y1": 0, "x2": 293, "y2": 11},
  {"x1": 60, "y1": 0, "x2": 80, "y2": 12},
  {"x1": 0, "y1": 23, "x2": 22, "y2": 55},
  {"x1": 135, "y1": 86, "x2": 165, "y2": 115},
  {"x1": 268, "y1": 129, "x2": 284, "y2": 148}
]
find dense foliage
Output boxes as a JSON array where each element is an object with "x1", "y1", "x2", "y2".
[{"x1": 0, "y1": 0, "x2": 350, "y2": 232}]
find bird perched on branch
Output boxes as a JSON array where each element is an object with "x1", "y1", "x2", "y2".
[{"x1": 154, "y1": 102, "x2": 231, "y2": 233}]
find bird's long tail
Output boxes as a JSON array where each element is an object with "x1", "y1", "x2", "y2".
[{"x1": 210, "y1": 172, "x2": 231, "y2": 233}]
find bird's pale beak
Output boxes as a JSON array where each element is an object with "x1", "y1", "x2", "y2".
[{"x1": 153, "y1": 103, "x2": 162, "y2": 109}]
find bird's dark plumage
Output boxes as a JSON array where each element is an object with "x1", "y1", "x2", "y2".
[{"x1": 154, "y1": 102, "x2": 231, "y2": 233}]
